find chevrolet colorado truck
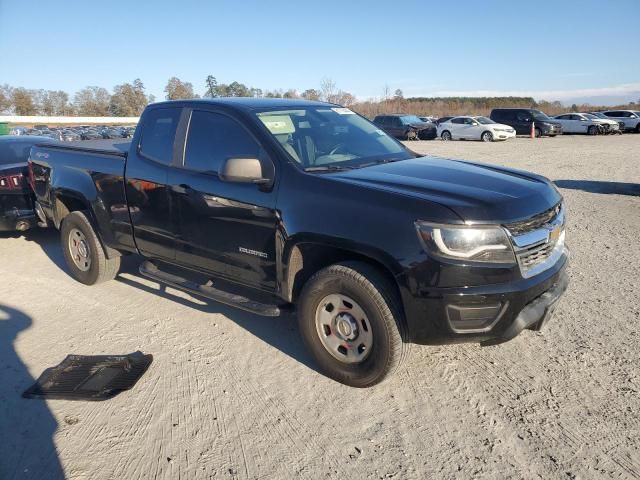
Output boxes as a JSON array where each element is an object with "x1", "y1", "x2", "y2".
[{"x1": 29, "y1": 98, "x2": 569, "y2": 387}]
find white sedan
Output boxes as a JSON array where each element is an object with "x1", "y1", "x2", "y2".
[
  {"x1": 437, "y1": 116, "x2": 516, "y2": 142},
  {"x1": 553, "y1": 113, "x2": 611, "y2": 135}
]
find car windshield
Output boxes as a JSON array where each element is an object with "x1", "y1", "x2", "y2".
[
  {"x1": 474, "y1": 116, "x2": 495, "y2": 124},
  {"x1": 531, "y1": 109, "x2": 551, "y2": 121},
  {"x1": 400, "y1": 115, "x2": 423, "y2": 125},
  {"x1": 256, "y1": 107, "x2": 412, "y2": 171}
]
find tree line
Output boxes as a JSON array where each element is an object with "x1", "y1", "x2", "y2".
[
  {"x1": 0, "y1": 79, "x2": 155, "y2": 117},
  {"x1": 1, "y1": 76, "x2": 637, "y2": 118}
]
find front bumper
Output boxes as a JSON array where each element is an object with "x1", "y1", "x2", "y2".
[
  {"x1": 541, "y1": 124, "x2": 562, "y2": 135},
  {"x1": 400, "y1": 253, "x2": 569, "y2": 345},
  {"x1": 493, "y1": 129, "x2": 516, "y2": 140}
]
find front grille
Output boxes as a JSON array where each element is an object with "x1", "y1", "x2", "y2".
[
  {"x1": 516, "y1": 241, "x2": 555, "y2": 270},
  {"x1": 504, "y1": 203, "x2": 561, "y2": 236}
]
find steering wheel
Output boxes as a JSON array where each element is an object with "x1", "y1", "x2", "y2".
[{"x1": 329, "y1": 143, "x2": 347, "y2": 155}]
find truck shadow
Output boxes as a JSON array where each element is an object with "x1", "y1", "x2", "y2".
[
  {"x1": 115, "y1": 255, "x2": 319, "y2": 373},
  {"x1": 22, "y1": 232, "x2": 319, "y2": 375},
  {"x1": 554, "y1": 179, "x2": 640, "y2": 196},
  {"x1": 0, "y1": 304, "x2": 65, "y2": 480}
]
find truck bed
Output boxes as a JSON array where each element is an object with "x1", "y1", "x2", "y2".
[{"x1": 29, "y1": 141, "x2": 135, "y2": 253}]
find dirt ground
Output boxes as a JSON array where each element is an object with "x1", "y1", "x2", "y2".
[{"x1": 1, "y1": 134, "x2": 639, "y2": 480}]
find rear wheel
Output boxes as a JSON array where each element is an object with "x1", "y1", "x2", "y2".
[
  {"x1": 481, "y1": 131, "x2": 493, "y2": 142},
  {"x1": 441, "y1": 130, "x2": 452, "y2": 141},
  {"x1": 297, "y1": 262, "x2": 408, "y2": 387},
  {"x1": 61, "y1": 211, "x2": 120, "y2": 285}
]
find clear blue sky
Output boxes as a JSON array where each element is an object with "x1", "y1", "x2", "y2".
[{"x1": 1, "y1": 0, "x2": 639, "y2": 104}]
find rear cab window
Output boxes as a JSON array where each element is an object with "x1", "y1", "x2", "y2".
[{"x1": 139, "y1": 108, "x2": 181, "y2": 164}]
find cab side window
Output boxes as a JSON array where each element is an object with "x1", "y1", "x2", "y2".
[
  {"x1": 139, "y1": 108, "x2": 181, "y2": 164},
  {"x1": 183, "y1": 111, "x2": 261, "y2": 175}
]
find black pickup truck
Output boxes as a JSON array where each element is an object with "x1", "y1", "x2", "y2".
[{"x1": 29, "y1": 98, "x2": 568, "y2": 387}]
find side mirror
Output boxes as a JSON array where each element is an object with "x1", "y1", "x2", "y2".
[{"x1": 220, "y1": 157, "x2": 270, "y2": 185}]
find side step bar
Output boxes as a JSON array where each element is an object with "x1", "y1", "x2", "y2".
[{"x1": 139, "y1": 261, "x2": 281, "y2": 317}]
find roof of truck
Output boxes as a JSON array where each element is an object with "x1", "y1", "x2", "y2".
[{"x1": 150, "y1": 97, "x2": 336, "y2": 110}]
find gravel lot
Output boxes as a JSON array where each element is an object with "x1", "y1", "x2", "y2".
[{"x1": 1, "y1": 134, "x2": 639, "y2": 480}]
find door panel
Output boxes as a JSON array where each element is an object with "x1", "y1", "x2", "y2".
[
  {"x1": 125, "y1": 106, "x2": 183, "y2": 260},
  {"x1": 169, "y1": 109, "x2": 279, "y2": 290}
]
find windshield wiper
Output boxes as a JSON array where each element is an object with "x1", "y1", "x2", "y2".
[
  {"x1": 304, "y1": 165, "x2": 354, "y2": 172},
  {"x1": 355, "y1": 158, "x2": 405, "y2": 169}
]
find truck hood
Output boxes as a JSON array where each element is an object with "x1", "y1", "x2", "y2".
[{"x1": 331, "y1": 156, "x2": 561, "y2": 223}]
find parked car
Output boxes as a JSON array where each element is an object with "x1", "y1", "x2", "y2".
[
  {"x1": 81, "y1": 129, "x2": 103, "y2": 140},
  {"x1": 418, "y1": 116, "x2": 435, "y2": 123},
  {"x1": 60, "y1": 129, "x2": 82, "y2": 142},
  {"x1": 0, "y1": 136, "x2": 55, "y2": 232},
  {"x1": 490, "y1": 108, "x2": 562, "y2": 137},
  {"x1": 599, "y1": 110, "x2": 640, "y2": 132},
  {"x1": 30, "y1": 98, "x2": 568, "y2": 387},
  {"x1": 437, "y1": 116, "x2": 516, "y2": 142},
  {"x1": 9, "y1": 127, "x2": 28, "y2": 136},
  {"x1": 373, "y1": 114, "x2": 437, "y2": 140},
  {"x1": 587, "y1": 112, "x2": 624, "y2": 132},
  {"x1": 552, "y1": 113, "x2": 608, "y2": 135},
  {"x1": 100, "y1": 128, "x2": 123, "y2": 139},
  {"x1": 39, "y1": 130, "x2": 63, "y2": 141}
]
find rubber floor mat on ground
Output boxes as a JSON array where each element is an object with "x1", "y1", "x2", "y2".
[{"x1": 22, "y1": 351, "x2": 153, "y2": 401}]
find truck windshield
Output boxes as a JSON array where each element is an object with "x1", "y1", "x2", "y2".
[{"x1": 256, "y1": 107, "x2": 412, "y2": 170}]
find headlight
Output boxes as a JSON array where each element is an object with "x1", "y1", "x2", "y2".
[{"x1": 415, "y1": 222, "x2": 516, "y2": 264}]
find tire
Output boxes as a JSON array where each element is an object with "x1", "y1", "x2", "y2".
[
  {"x1": 635, "y1": 123, "x2": 640, "y2": 133},
  {"x1": 588, "y1": 125, "x2": 598, "y2": 136},
  {"x1": 534, "y1": 128, "x2": 542, "y2": 138},
  {"x1": 441, "y1": 130, "x2": 452, "y2": 141},
  {"x1": 60, "y1": 211, "x2": 120, "y2": 285},
  {"x1": 297, "y1": 261, "x2": 408, "y2": 388},
  {"x1": 481, "y1": 131, "x2": 493, "y2": 142}
]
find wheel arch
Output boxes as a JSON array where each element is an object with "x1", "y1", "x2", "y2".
[
  {"x1": 54, "y1": 191, "x2": 121, "y2": 259},
  {"x1": 281, "y1": 240, "x2": 405, "y2": 321}
]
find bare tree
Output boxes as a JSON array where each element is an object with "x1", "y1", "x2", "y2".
[
  {"x1": 164, "y1": 77, "x2": 196, "y2": 100},
  {"x1": 301, "y1": 89, "x2": 321, "y2": 101},
  {"x1": 12, "y1": 88, "x2": 37, "y2": 115},
  {"x1": 320, "y1": 78, "x2": 337, "y2": 102},
  {"x1": 0, "y1": 84, "x2": 12, "y2": 113},
  {"x1": 382, "y1": 84, "x2": 391, "y2": 102},
  {"x1": 394, "y1": 89, "x2": 404, "y2": 100},
  {"x1": 74, "y1": 86, "x2": 111, "y2": 116},
  {"x1": 110, "y1": 79, "x2": 149, "y2": 116}
]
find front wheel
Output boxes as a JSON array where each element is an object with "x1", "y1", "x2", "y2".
[
  {"x1": 535, "y1": 128, "x2": 542, "y2": 138},
  {"x1": 297, "y1": 262, "x2": 408, "y2": 387},
  {"x1": 61, "y1": 211, "x2": 120, "y2": 285},
  {"x1": 481, "y1": 131, "x2": 493, "y2": 142},
  {"x1": 441, "y1": 130, "x2": 452, "y2": 141},
  {"x1": 588, "y1": 125, "x2": 598, "y2": 135}
]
